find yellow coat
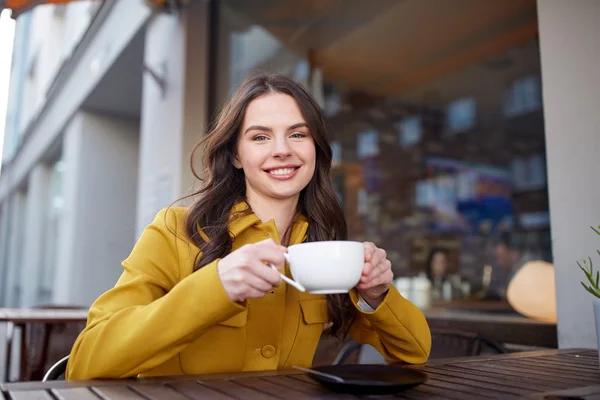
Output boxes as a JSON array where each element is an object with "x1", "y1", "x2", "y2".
[{"x1": 66, "y1": 205, "x2": 431, "y2": 380}]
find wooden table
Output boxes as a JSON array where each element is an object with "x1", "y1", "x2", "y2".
[
  {"x1": 1, "y1": 349, "x2": 598, "y2": 399},
  {"x1": 431, "y1": 299, "x2": 517, "y2": 314},
  {"x1": 424, "y1": 308, "x2": 558, "y2": 348},
  {"x1": 0, "y1": 308, "x2": 89, "y2": 382}
]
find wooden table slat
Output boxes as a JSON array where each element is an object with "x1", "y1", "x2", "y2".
[
  {"x1": 261, "y1": 376, "x2": 329, "y2": 395},
  {"x1": 422, "y1": 349, "x2": 589, "y2": 367},
  {"x1": 499, "y1": 359, "x2": 600, "y2": 380},
  {"x1": 234, "y1": 377, "x2": 317, "y2": 400},
  {"x1": 164, "y1": 381, "x2": 235, "y2": 400},
  {"x1": 416, "y1": 377, "x2": 492, "y2": 399},
  {"x1": 467, "y1": 359, "x2": 584, "y2": 381},
  {"x1": 511, "y1": 357, "x2": 600, "y2": 373},
  {"x1": 408, "y1": 384, "x2": 478, "y2": 400},
  {"x1": 7, "y1": 390, "x2": 54, "y2": 400},
  {"x1": 407, "y1": 383, "x2": 482, "y2": 400},
  {"x1": 127, "y1": 383, "x2": 192, "y2": 400},
  {"x1": 200, "y1": 379, "x2": 281, "y2": 399},
  {"x1": 282, "y1": 375, "x2": 361, "y2": 399},
  {"x1": 451, "y1": 363, "x2": 574, "y2": 388},
  {"x1": 541, "y1": 384, "x2": 600, "y2": 399},
  {"x1": 511, "y1": 354, "x2": 600, "y2": 369},
  {"x1": 555, "y1": 353, "x2": 600, "y2": 364},
  {"x1": 90, "y1": 386, "x2": 146, "y2": 400},
  {"x1": 472, "y1": 360, "x2": 598, "y2": 382},
  {"x1": 558, "y1": 351, "x2": 599, "y2": 359},
  {"x1": 50, "y1": 387, "x2": 101, "y2": 400},
  {"x1": 478, "y1": 362, "x2": 598, "y2": 388},
  {"x1": 423, "y1": 365, "x2": 558, "y2": 393},
  {"x1": 419, "y1": 368, "x2": 532, "y2": 396}
]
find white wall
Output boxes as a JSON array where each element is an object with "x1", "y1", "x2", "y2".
[
  {"x1": 53, "y1": 112, "x2": 139, "y2": 306},
  {"x1": 0, "y1": 0, "x2": 151, "y2": 203},
  {"x1": 17, "y1": 2, "x2": 97, "y2": 138},
  {"x1": 136, "y1": 1, "x2": 209, "y2": 235},
  {"x1": 538, "y1": 0, "x2": 600, "y2": 349}
]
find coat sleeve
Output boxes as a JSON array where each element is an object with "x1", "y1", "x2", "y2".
[
  {"x1": 66, "y1": 208, "x2": 246, "y2": 380},
  {"x1": 348, "y1": 286, "x2": 432, "y2": 364}
]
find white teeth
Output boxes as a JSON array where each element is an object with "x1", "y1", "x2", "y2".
[{"x1": 269, "y1": 168, "x2": 294, "y2": 176}]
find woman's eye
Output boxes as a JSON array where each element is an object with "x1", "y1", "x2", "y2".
[
  {"x1": 290, "y1": 132, "x2": 307, "y2": 139},
  {"x1": 252, "y1": 135, "x2": 269, "y2": 141}
]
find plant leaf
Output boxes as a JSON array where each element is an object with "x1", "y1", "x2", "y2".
[
  {"x1": 581, "y1": 282, "x2": 600, "y2": 298},
  {"x1": 596, "y1": 271, "x2": 599, "y2": 289},
  {"x1": 592, "y1": 225, "x2": 600, "y2": 236},
  {"x1": 578, "y1": 260, "x2": 592, "y2": 278}
]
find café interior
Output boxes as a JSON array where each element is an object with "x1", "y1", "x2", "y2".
[{"x1": 0, "y1": 0, "x2": 572, "y2": 386}]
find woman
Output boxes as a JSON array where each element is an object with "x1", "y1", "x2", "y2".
[
  {"x1": 66, "y1": 73, "x2": 431, "y2": 380},
  {"x1": 425, "y1": 248, "x2": 449, "y2": 286}
]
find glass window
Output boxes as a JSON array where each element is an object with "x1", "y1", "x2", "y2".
[
  {"x1": 357, "y1": 129, "x2": 379, "y2": 160},
  {"x1": 397, "y1": 116, "x2": 422, "y2": 148},
  {"x1": 447, "y1": 97, "x2": 476, "y2": 133},
  {"x1": 505, "y1": 75, "x2": 542, "y2": 117},
  {"x1": 215, "y1": 0, "x2": 549, "y2": 306},
  {"x1": 331, "y1": 141, "x2": 342, "y2": 167}
]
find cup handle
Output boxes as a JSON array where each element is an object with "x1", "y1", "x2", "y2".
[{"x1": 269, "y1": 253, "x2": 306, "y2": 292}]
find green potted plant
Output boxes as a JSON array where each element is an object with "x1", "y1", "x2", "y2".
[{"x1": 577, "y1": 225, "x2": 600, "y2": 362}]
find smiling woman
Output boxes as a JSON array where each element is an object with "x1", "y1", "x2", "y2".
[{"x1": 64, "y1": 72, "x2": 432, "y2": 380}]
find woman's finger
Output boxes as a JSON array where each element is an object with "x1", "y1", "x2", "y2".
[{"x1": 363, "y1": 242, "x2": 377, "y2": 262}]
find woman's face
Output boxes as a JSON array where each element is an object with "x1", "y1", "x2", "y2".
[
  {"x1": 431, "y1": 252, "x2": 448, "y2": 277},
  {"x1": 235, "y1": 92, "x2": 316, "y2": 203}
]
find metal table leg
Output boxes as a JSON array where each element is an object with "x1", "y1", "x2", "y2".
[{"x1": 5, "y1": 321, "x2": 14, "y2": 383}]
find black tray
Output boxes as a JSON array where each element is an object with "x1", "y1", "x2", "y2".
[{"x1": 303, "y1": 364, "x2": 428, "y2": 395}]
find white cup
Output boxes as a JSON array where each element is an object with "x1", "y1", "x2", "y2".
[{"x1": 274, "y1": 241, "x2": 365, "y2": 294}]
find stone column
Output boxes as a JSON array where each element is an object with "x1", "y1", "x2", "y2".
[
  {"x1": 53, "y1": 112, "x2": 139, "y2": 306},
  {"x1": 538, "y1": 0, "x2": 600, "y2": 349},
  {"x1": 20, "y1": 164, "x2": 51, "y2": 307},
  {"x1": 136, "y1": 0, "x2": 210, "y2": 235}
]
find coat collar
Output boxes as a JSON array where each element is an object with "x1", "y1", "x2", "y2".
[{"x1": 228, "y1": 201, "x2": 308, "y2": 243}]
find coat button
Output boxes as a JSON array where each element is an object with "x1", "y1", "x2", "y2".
[{"x1": 261, "y1": 345, "x2": 276, "y2": 358}]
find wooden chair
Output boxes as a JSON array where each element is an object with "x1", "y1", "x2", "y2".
[
  {"x1": 43, "y1": 355, "x2": 70, "y2": 381},
  {"x1": 19, "y1": 305, "x2": 86, "y2": 381},
  {"x1": 333, "y1": 327, "x2": 508, "y2": 365},
  {"x1": 429, "y1": 327, "x2": 508, "y2": 358}
]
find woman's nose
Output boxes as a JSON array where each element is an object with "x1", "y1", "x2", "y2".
[{"x1": 273, "y1": 138, "x2": 292, "y2": 158}]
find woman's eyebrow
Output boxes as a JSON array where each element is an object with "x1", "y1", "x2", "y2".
[
  {"x1": 244, "y1": 125, "x2": 272, "y2": 135},
  {"x1": 288, "y1": 122, "x2": 309, "y2": 130},
  {"x1": 243, "y1": 122, "x2": 308, "y2": 135}
]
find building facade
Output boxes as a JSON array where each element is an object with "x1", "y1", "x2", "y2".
[{"x1": 0, "y1": 0, "x2": 598, "y2": 358}]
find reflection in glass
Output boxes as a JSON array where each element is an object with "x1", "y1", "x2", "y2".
[{"x1": 215, "y1": 0, "x2": 549, "y2": 303}]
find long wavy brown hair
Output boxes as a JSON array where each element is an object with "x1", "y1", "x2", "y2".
[{"x1": 184, "y1": 72, "x2": 355, "y2": 338}]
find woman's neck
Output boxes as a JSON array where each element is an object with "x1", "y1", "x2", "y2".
[{"x1": 246, "y1": 194, "x2": 299, "y2": 243}]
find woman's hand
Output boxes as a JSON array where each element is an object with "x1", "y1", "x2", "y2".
[
  {"x1": 217, "y1": 239, "x2": 287, "y2": 303},
  {"x1": 357, "y1": 242, "x2": 394, "y2": 309}
]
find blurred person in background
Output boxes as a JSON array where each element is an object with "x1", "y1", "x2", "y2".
[{"x1": 425, "y1": 248, "x2": 449, "y2": 285}]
